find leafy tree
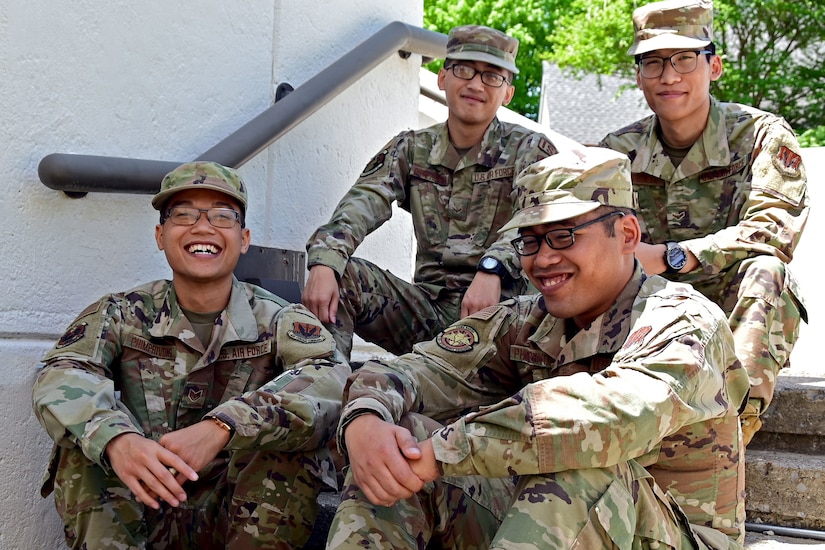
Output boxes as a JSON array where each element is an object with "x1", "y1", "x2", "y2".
[
  {"x1": 424, "y1": 0, "x2": 567, "y2": 119},
  {"x1": 425, "y1": 0, "x2": 825, "y2": 132},
  {"x1": 548, "y1": 0, "x2": 825, "y2": 132}
]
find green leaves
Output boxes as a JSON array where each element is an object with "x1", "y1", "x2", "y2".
[{"x1": 424, "y1": 0, "x2": 825, "y2": 133}]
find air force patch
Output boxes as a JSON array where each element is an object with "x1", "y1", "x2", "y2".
[
  {"x1": 436, "y1": 324, "x2": 479, "y2": 353},
  {"x1": 56, "y1": 322, "x2": 88, "y2": 349},
  {"x1": 288, "y1": 322, "x2": 325, "y2": 344},
  {"x1": 773, "y1": 146, "x2": 802, "y2": 178}
]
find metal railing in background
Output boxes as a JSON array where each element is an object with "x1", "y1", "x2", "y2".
[{"x1": 38, "y1": 21, "x2": 446, "y2": 198}]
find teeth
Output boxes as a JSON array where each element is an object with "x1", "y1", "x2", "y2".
[{"x1": 187, "y1": 244, "x2": 218, "y2": 255}]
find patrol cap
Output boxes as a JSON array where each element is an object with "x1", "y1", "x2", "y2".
[
  {"x1": 499, "y1": 147, "x2": 634, "y2": 232},
  {"x1": 152, "y1": 161, "x2": 248, "y2": 212},
  {"x1": 445, "y1": 25, "x2": 519, "y2": 74},
  {"x1": 627, "y1": 0, "x2": 714, "y2": 56}
]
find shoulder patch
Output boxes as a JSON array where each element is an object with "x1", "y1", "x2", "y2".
[
  {"x1": 287, "y1": 322, "x2": 326, "y2": 344},
  {"x1": 621, "y1": 326, "x2": 652, "y2": 353},
  {"x1": 360, "y1": 148, "x2": 389, "y2": 177},
  {"x1": 56, "y1": 322, "x2": 88, "y2": 349},
  {"x1": 773, "y1": 146, "x2": 802, "y2": 178},
  {"x1": 537, "y1": 137, "x2": 556, "y2": 156},
  {"x1": 436, "y1": 324, "x2": 479, "y2": 353},
  {"x1": 467, "y1": 305, "x2": 500, "y2": 321}
]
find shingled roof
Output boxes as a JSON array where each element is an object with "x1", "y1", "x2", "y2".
[{"x1": 539, "y1": 61, "x2": 652, "y2": 146}]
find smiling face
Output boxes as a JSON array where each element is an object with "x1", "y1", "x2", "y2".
[
  {"x1": 438, "y1": 60, "x2": 514, "y2": 134},
  {"x1": 519, "y1": 209, "x2": 641, "y2": 328},
  {"x1": 636, "y1": 48, "x2": 722, "y2": 142},
  {"x1": 155, "y1": 188, "x2": 250, "y2": 295}
]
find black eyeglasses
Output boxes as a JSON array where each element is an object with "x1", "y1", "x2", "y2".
[
  {"x1": 163, "y1": 206, "x2": 241, "y2": 228},
  {"x1": 637, "y1": 50, "x2": 712, "y2": 79},
  {"x1": 445, "y1": 64, "x2": 510, "y2": 88},
  {"x1": 510, "y1": 211, "x2": 624, "y2": 256}
]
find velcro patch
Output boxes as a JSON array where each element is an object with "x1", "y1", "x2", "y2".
[
  {"x1": 360, "y1": 148, "x2": 389, "y2": 177},
  {"x1": 538, "y1": 137, "x2": 556, "y2": 156},
  {"x1": 699, "y1": 156, "x2": 748, "y2": 183},
  {"x1": 56, "y1": 322, "x2": 88, "y2": 349},
  {"x1": 773, "y1": 146, "x2": 802, "y2": 178},
  {"x1": 287, "y1": 322, "x2": 326, "y2": 344},
  {"x1": 436, "y1": 325, "x2": 479, "y2": 353},
  {"x1": 472, "y1": 166, "x2": 515, "y2": 183},
  {"x1": 621, "y1": 326, "x2": 652, "y2": 352}
]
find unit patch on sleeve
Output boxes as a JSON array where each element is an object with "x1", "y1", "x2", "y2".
[
  {"x1": 360, "y1": 148, "x2": 389, "y2": 177},
  {"x1": 620, "y1": 326, "x2": 652, "y2": 353},
  {"x1": 56, "y1": 322, "x2": 88, "y2": 349},
  {"x1": 773, "y1": 146, "x2": 802, "y2": 178},
  {"x1": 436, "y1": 325, "x2": 479, "y2": 353},
  {"x1": 287, "y1": 322, "x2": 326, "y2": 344}
]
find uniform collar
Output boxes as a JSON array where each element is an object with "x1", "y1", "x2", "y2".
[
  {"x1": 530, "y1": 263, "x2": 645, "y2": 366},
  {"x1": 429, "y1": 117, "x2": 502, "y2": 170},
  {"x1": 148, "y1": 277, "x2": 260, "y2": 350},
  {"x1": 632, "y1": 96, "x2": 731, "y2": 180}
]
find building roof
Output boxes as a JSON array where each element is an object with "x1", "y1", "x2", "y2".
[{"x1": 539, "y1": 61, "x2": 652, "y2": 145}]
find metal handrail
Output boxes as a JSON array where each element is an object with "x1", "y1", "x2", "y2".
[{"x1": 38, "y1": 21, "x2": 447, "y2": 197}]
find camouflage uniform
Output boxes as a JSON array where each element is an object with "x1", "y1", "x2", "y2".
[
  {"x1": 306, "y1": 118, "x2": 557, "y2": 358},
  {"x1": 600, "y1": 97, "x2": 809, "y2": 442},
  {"x1": 33, "y1": 278, "x2": 350, "y2": 549},
  {"x1": 330, "y1": 263, "x2": 749, "y2": 549}
]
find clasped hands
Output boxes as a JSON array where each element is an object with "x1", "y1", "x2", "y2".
[
  {"x1": 343, "y1": 414, "x2": 440, "y2": 507},
  {"x1": 105, "y1": 419, "x2": 231, "y2": 509}
]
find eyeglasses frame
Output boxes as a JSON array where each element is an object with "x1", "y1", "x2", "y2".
[
  {"x1": 510, "y1": 211, "x2": 625, "y2": 256},
  {"x1": 444, "y1": 63, "x2": 511, "y2": 88},
  {"x1": 637, "y1": 49, "x2": 713, "y2": 79}
]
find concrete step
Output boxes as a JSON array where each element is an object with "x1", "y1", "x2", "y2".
[{"x1": 746, "y1": 376, "x2": 825, "y2": 533}]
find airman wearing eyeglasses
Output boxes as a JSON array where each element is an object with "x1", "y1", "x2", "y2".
[
  {"x1": 599, "y1": 0, "x2": 809, "y2": 445},
  {"x1": 33, "y1": 161, "x2": 351, "y2": 549},
  {"x1": 303, "y1": 25, "x2": 559, "y2": 361},
  {"x1": 328, "y1": 147, "x2": 749, "y2": 549}
]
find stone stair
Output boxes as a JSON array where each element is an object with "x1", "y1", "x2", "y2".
[{"x1": 745, "y1": 375, "x2": 825, "y2": 532}]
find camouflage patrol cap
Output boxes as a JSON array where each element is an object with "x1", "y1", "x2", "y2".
[
  {"x1": 151, "y1": 161, "x2": 247, "y2": 212},
  {"x1": 499, "y1": 147, "x2": 634, "y2": 232},
  {"x1": 446, "y1": 25, "x2": 519, "y2": 74},
  {"x1": 627, "y1": 0, "x2": 714, "y2": 56}
]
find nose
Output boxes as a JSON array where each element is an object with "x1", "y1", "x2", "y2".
[
  {"x1": 191, "y1": 211, "x2": 215, "y2": 230},
  {"x1": 659, "y1": 60, "x2": 681, "y2": 83},
  {"x1": 534, "y1": 239, "x2": 563, "y2": 266}
]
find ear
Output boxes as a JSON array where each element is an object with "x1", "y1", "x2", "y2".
[
  {"x1": 240, "y1": 227, "x2": 251, "y2": 254},
  {"x1": 155, "y1": 224, "x2": 164, "y2": 251},
  {"x1": 636, "y1": 66, "x2": 643, "y2": 88},
  {"x1": 620, "y1": 214, "x2": 642, "y2": 255},
  {"x1": 501, "y1": 83, "x2": 515, "y2": 106},
  {"x1": 437, "y1": 67, "x2": 447, "y2": 91},
  {"x1": 709, "y1": 54, "x2": 723, "y2": 82}
]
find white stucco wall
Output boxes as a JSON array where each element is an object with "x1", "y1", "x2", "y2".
[{"x1": 0, "y1": 1, "x2": 420, "y2": 547}]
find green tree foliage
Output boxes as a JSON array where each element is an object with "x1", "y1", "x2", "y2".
[
  {"x1": 423, "y1": 0, "x2": 567, "y2": 119},
  {"x1": 548, "y1": 0, "x2": 825, "y2": 132},
  {"x1": 424, "y1": 0, "x2": 825, "y2": 133}
]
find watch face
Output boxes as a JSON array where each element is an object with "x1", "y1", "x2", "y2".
[
  {"x1": 666, "y1": 243, "x2": 687, "y2": 270},
  {"x1": 481, "y1": 257, "x2": 499, "y2": 270}
]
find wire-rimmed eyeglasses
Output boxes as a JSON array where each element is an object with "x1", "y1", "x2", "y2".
[
  {"x1": 637, "y1": 50, "x2": 712, "y2": 79},
  {"x1": 510, "y1": 211, "x2": 625, "y2": 256},
  {"x1": 445, "y1": 63, "x2": 510, "y2": 88},
  {"x1": 162, "y1": 206, "x2": 241, "y2": 229}
]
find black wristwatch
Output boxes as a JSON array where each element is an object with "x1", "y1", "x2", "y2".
[
  {"x1": 477, "y1": 256, "x2": 509, "y2": 279},
  {"x1": 663, "y1": 240, "x2": 687, "y2": 274}
]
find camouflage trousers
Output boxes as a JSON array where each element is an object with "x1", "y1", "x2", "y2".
[
  {"x1": 681, "y1": 255, "x2": 807, "y2": 445},
  {"x1": 489, "y1": 461, "x2": 741, "y2": 550},
  {"x1": 329, "y1": 257, "x2": 467, "y2": 360},
  {"x1": 48, "y1": 444, "x2": 332, "y2": 549},
  {"x1": 327, "y1": 457, "x2": 741, "y2": 549},
  {"x1": 326, "y1": 412, "x2": 514, "y2": 549}
]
